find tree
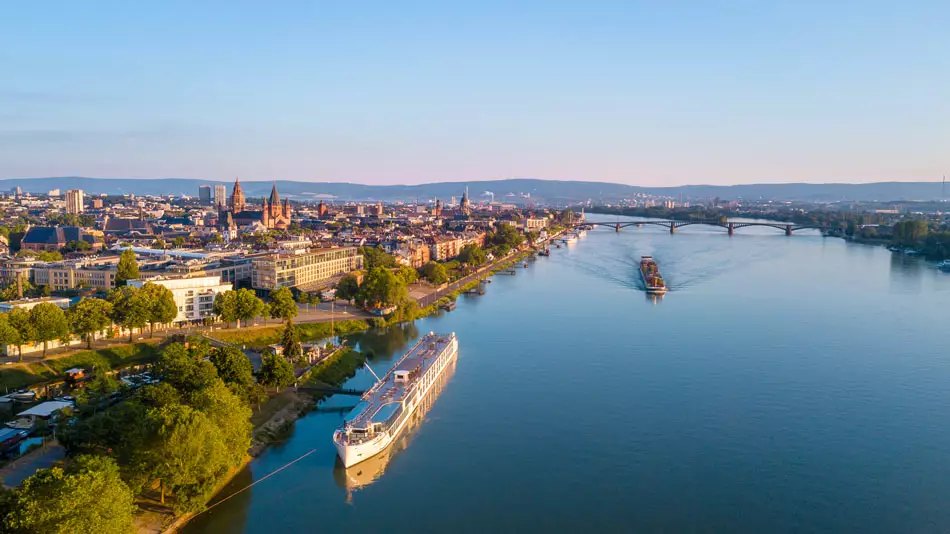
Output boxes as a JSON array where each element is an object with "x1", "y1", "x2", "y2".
[
  {"x1": 37, "y1": 250, "x2": 64, "y2": 262},
  {"x1": 281, "y1": 324, "x2": 303, "y2": 364},
  {"x1": 335, "y1": 274, "x2": 360, "y2": 302},
  {"x1": 268, "y1": 286, "x2": 298, "y2": 325},
  {"x1": 153, "y1": 343, "x2": 218, "y2": 396},
  {"x1": 145, "y1": 403, "x2": 230, "y2": 510},
  {"x1": 209, "y1": 346, "x2": 254, "y2": 389},
  {"x1": 109, "y1": 286, "x2": 150, "y2": 342},
  {"x1": 6, "y1": 308, "x2": 33, "y2": 362},
  {"x1": 140, "y1": 282, "x2": 178, "y2": 336},
  {"x1": 4, "y1": 454, "x2": 135, "y2": 534},
  {"x1": 357, "y1": 267, "x2": 407, "y2": 308},
  {"x1": 172, "y1": 236, "x2": 186, "y2": 248},
  {"x1": 30, "y1": 302, "x2": 69, "y2": 357},
  {"x1": 68, "y1": 298, "x2": 113, "y2": 349},
  {"x1": 63, "y1": 240, "x2": 92, "y2": 253},
  {"x1": 420, "y1": 261, "x2": 448, "y2": 284},
  {"x1": 396, "y1": 264, "x2": 418, "y2": 284},
  {"x1": 115, "y1": 248, "x2": 139, "y2": 286},
  {"x1": 458, "y1": 244, "x2": 487, "y2": 266},
  {"x1": 257, "y1": 350, "x2": 294, "y2": 392},
  {"x1": 0, "y1": 314, "x2": 21, "y2": 361},
  {"x1": 234, "y1": 288, "x2": 266, "y2": 327},
  {"x1": 359, "y1": 246, "x2": 396, "y2": 271},
  {"x1": 212, "y1": 290, "x2": 238, "y2": 328}
]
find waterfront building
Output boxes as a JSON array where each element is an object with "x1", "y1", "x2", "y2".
[
  {"x1": 525, "y1": 217, "x2": 548, "y2": 231},
  {"x1": 198, "y1": 185, "x2": 212, "y2": 205},
  {"x1": 250, "y1": 247, "x2": 363, "y2": 291},
  {"x1": 128, "y1": 275, "x2": 232, "y2": 324},
  {"x1": 32, "y1": 258, "x2": 118, "y2": 290},
  {"x1": 65, "y1": 189, "x2": 84, "y2": 214}
]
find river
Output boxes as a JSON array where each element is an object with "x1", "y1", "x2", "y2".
[{"x1": 185, "y1": 215, "x2": 950, "y2": 533}]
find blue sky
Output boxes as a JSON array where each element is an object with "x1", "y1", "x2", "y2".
[{"x1": 2, "y1": 1, "x2": 948, "y2": 186}]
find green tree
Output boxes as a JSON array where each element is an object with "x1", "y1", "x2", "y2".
[
  {"x1": 115, "y1": 248, "x2": 139, "y2": 286},
  {"x1": 140, "y1": 282, "x2": 178, "y2": 337},
  {"x1": 145, "y1": 403, "x2": 230, "y2": 510},
  {"x1": 281, "y1": 324, "x2": 303, "y2": 364},
  {"x1": 153, "y1": 343, "x2": 218, "y2": 397},
  {"x1": 458, "y1": 244, "x2": 487, "y2": 266},
  {"x1": 268, "y1": 286, "x2": 298, "y2": 325},
  {"x1": 212, "y1": 290, "x2": 238, "y2": 328},
  {"x1": 335, "y1": 274, "x2": 360, "y2": 302},
  {"x1": 109, "y1": 286, "x2": 150, "y2": 342},
  {"x1": 359, "y1": 246, "x2": 396, "y2": 271},
  {"x1": 420, "y1": 261, "x2": 448, "y2": 284},
  {"x1": 172, "y1": 236, "x2": 186, "y2": 248},
  {"x1": 257, "y1": 349, "x2": 295, "y2": 392},
  {"x1": 396, "y1": 264, "x2": 419, "y2": 284},
  {"x1": 6, "y1": 308, "x2": 34, "y2": 362},
  {"x1": 357, "y1": 267, "x2": 407, "y2": 308},
  {"x1": 67, "y1": 298, "x2": 113, "y2": 349},
  {"x1": 234, "y1": 288, "x2": 266, "y2": 327},
  {"x1": 30, "y1": 302, "x2": 69, "y2": 357},
  {"x1": 37, "y1": 250, "x2": 64, "y2": 262},
  {"x1": 208, "y1": 346, "x2": 254, "y2": 390},
  {"x1": 0, "y1": 313, "x2": 21, "y2": 361},
  {"x1": 4, "y1": 454, "x2": 134, "y2": 534},
  {"x1": 63, "y1": 239, "x2": 92, "y2": 253},
  {"x1": 892, "y1": 220, "x2": 929, "y2": 247}
]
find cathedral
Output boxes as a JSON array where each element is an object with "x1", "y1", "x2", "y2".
[{"x1": 221, "y1": 177, "x2": 292, "y2": 231}]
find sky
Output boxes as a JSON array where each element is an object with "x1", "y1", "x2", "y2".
[{"x1": 1, "y1": 1, "x2": 948, "y2": 186}]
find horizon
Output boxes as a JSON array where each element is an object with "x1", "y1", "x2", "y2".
[{"x1": 2, "y1": 2, "x2": 948, "y2": 185}]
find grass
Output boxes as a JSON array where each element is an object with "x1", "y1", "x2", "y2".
[
  {"x1": 211, "y1": 320, "x2": 369, "y2": 350},
  {"x1": 0, "y1": 342, "x2": 163, "y2": 391}
]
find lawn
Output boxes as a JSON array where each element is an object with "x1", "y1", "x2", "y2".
[
  {"x1": 0, "y1": 342, "x2": 164, "y2": 391},
  {"x1": 211, "y1": 320, "x2": 369, "y2": 350}
]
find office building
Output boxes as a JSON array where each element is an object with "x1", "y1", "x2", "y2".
[
  {"x1": 65, "y1": 189, "x2": 84, "y2": 214},
  {"x1": 198, "y1": 185, "x2": 212, "y2": 205},
  {"x1": 251, "y1": 247, "x2": 362, "y2": 290},
  {"x1": 214, "y1": 185, "x2": 227, "y2": 207}
]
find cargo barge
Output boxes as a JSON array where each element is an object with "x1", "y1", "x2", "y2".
[{"x1": 639, "y1": 256, "x2": 668, "y2": 294}]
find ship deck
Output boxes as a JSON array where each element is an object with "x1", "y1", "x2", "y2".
[{"x1": 344, "y1": 333, "x2": 454, "y2": 429}]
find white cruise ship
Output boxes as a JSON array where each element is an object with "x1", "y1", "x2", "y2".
[{"x1": 333, "y1": 332, "x2": 459, "y2": 468}]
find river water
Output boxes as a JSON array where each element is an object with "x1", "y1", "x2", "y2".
[{"x1": 186, "y1": 215, "x2": 950, "y2": 533}]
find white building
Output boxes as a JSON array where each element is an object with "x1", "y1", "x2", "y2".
[
  {"x1": 214, "y1": 185, "x2": 227, "y2": 208},
  {"x1": 65, "y1": 189, "x2": 84, "y2": 214},
  {"x1": 128, "y1": 275, "x2": 232, "y2": 324},
  {"x1": 0, "y1": 297, "x2": 71, "y2": 313}
]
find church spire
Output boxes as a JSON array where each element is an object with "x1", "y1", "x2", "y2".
[{"x1": 269, "y1": 181, "x2": 280, "y2": 208}]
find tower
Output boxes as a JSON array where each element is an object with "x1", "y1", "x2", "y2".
[
  {"x1": 231, "y1": 177, "x2": 246, "y2": 212},
  {"x1": 269, "y1": 182, "x2": 281, "y2": 218},
  {"x1": 460, "y1": 187, "x2": 471, "y2": 215}
]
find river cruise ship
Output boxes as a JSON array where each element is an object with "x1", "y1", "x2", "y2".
[
  {"x1": 639, "y1": 256, "x2": 668, "y2": 294},
  {"x1": 333, "y1": 332, "x2": 459, "y2": 468}
]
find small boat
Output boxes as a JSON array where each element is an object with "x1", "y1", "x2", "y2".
[
  {"x1": 639, "y1": 256, "x2": 668, "y2": 295},
  {"x1": 523, "y1": 263, "x2": 528, "y2": 268},
  {"x1": 564, "y1": 235, "x2": 578, "y2": 245},
  {"x1": 10, "y1": 391, "x2": 36, "y2": 403},
  {"x1": 440, "y1": 301, "x2": 457, "y2": 311},
  {"x1": 555, "y1": 243, "x2": 562, "y2": 249}
]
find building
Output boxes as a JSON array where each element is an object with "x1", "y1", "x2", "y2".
[
  {"x1": 214, "y1": 184, "x2": 227, "y2": 208},
  {"x1": 32, "y1": 259, "x2": 118, "y2": 291},
  {"x1": 429, "y1": 236, "x2": 463, "y2": 261},
  {"x1": 21, "y1": 226, "x2": 94, "y2": 252},
  {"x1": 198, "y1": 185, "x2": 212, "y2": 205},
  {"x1": 251, "y1": 247, "x2": 363, "y2": 290},
  {"x1": 0, "y1": 297, "x2": 71, "y2": 313},
  {"x1": 525, "y1": 217, "x2": 548, "y2": 231},
  {"x1": 91, "y1": 198, "x2": 104, "y2": 209},
  {"x1": 224, "y1": 178, "x2": 292, "y2": 230},
  {"x1": 128, "y1": 275, "x2": 232, "y2": 325},
  {"x1": 65, "y1": 189, "x2": 84, "y2": 214}
]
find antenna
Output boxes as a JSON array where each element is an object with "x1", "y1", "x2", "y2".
[{"x1": 943, "y1": 175, "x2": 946, "y2": 199}]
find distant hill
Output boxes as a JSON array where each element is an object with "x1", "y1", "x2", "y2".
[{"x1": 0, "y1": 177, "x2": 945, "y2": 203}]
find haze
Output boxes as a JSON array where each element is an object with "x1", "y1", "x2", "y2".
[{"x1": 2, "y1": 1, "x2": 948, "y2": 186}]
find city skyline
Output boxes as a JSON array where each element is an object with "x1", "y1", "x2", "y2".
[{"x1": 2, "y1": 2, "x2": 948, "y2": 186}]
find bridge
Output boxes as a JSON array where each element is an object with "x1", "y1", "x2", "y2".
[{"x1": 573, "y1": 219, "x2": 826, "y2": 236}]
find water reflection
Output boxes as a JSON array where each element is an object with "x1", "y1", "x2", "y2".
[
  {"x1": 889, "y1": 251, "x2": 924, "y2": 293},
  {"x1": 644, "y1": 292, "x2": 665, "y2": 305},
  {"x1": 332, "y1": 358, "x2": 457, "y2": 500},
  {"x1": 352, "y1": 323, "x2": 420, "y2": 360}
]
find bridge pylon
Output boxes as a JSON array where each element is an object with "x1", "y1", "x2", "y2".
[
  {"x1": 785, "y1": 225, "x2": 792, "y2": 236},
  {"x1": 669, "y1": 222, "x2": 676, "y2": 234},
  {"x1": 728, "y1": 223, "x2": 735, "y2": 236},
  {"x1": 615, "y1": 223, "x2": 621, "y2": 232}
]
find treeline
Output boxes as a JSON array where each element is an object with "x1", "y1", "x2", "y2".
[
  {"x1": 0, "y1": 338, "x2": 271, "y2": 531},
  {"x1": 891, "y1": 220, "x2": 950, "y2": 259}
]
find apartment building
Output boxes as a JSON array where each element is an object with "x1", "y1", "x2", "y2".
[
  {"x1": 128, "y1": 275, "x2": 232, "y2": 324},
  {"x1": 251, "y1": 247, "x2": 363, "y2": 290}
]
